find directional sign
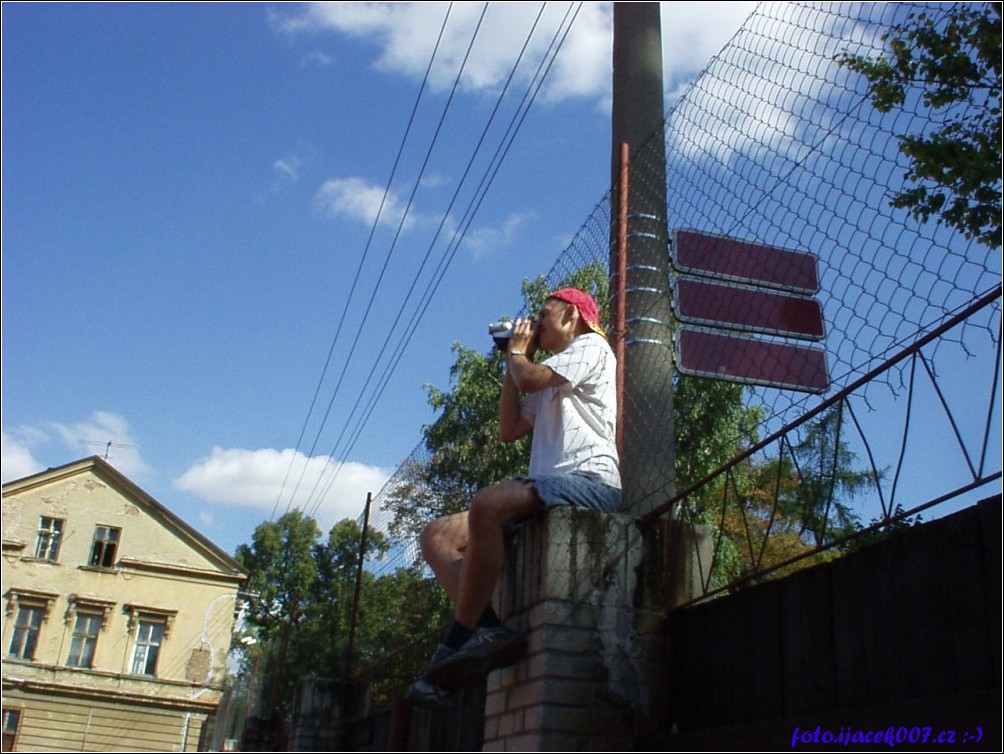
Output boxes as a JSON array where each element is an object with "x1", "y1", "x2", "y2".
[
  {"x1": 672, "y1": 229, "x2": 820, "y2": 294},
  {"x1": 674, "y1": 277, "x2": 825, "y2": 340},
  {"x1": 676, "y1": 327, "x2": 830, "y2": 394}
]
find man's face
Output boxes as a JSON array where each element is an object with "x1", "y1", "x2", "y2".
[{"x1": 536, "y1": 298, "x2": 574, "y2": 353}]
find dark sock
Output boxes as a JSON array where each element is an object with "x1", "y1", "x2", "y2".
[
  {"x1": 477, "y1": 605, "x2": 502, "y2": 628},
  {"x1": 443, "y1": 620, "x2": 474, "y2": 650}
]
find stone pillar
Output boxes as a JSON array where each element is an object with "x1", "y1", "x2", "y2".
[
  {"x1": 289, "y1": 678, "x2": 359, "y2": 751},
  {"x1": 483, "y1": 507, "x2": 657, "y2": 751},
  {"x1": 664, "y1": 520, "x2": 715, "y2": 609}
]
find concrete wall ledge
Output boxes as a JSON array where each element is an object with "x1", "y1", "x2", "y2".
[{"x1": 484, "y1": 506, "x2": 649, "y2": 751}]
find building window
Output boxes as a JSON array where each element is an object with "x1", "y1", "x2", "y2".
[
  {"x1": 34, "y1": 517, "x2": 64, "y2": 561},
  {"x1": 88, "y1": 526, "x2": 120, "y2": 568},
  {"x1": 2, "y1": 708, "x2": 21, "y2": 752},
  {"x1": 131, "y1": 619, "x2": 166, "y2": 676},
  {"x1": 7, "y1": 605, "x2": 44, "y2": 661},
  {"x1": 66, "y1": 612, "x2": 103, "y2": 668}
]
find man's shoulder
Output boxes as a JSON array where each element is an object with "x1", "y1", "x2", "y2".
[
  {"x1": 571, "y1": 332, "x2": 612, "y2": 352},
  {"x1": 547, "y1": 333, "x2": 610, "y2": 365},
  {"x1": 545, "y1": 333, "x2": 615, "y2": 387}
]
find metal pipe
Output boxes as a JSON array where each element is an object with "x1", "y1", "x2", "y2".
[{"x1": 615, "y1": 141, "x2": 629, "y2": 462}]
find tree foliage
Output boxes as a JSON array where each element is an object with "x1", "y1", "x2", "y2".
[
  {"x1": 674, "y1": 375, "x2": 762, "y2": 493},
  {"x1": 235, "y1": 511, "x2": 321, "y2": 714},
  {"x1": 235, "y1": 512, "x2": 320, "y2": 649},
  {"x1": 838, "y1": 3, "x2": 1002, "y2": 247},
  {"x1": 234, "y1": 512, "x2": 449, "y2": 716},
  {"x1": 705, "y1": 406, "x2": 884, "y2": 587}
]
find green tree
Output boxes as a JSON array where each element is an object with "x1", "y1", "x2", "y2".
[
  {"x1": 710, "y1": 406, "x2": 883, "y2": 587},
  {"x1": 235, "y1": 510, "x2": 322, "y2": 715},
  {"x1": 674, "y1": 375, "x2": 762, "y2": 495},
  {"x1": 838, "y1": 3, "x2": 1002, "y2": 247},
  {"x1": 352, "y1": 566, "x2": 452, "y2": 708},
  {"x1": 235, "y1": 512, "x2": 453, "y2": 716},
  {"x1": 310, "y1": 518, "x2": 389, "y2": 678},
  {"x1": 314, "y1": 520, "x2": 453, "y2": 710},
  {"x1": 786, "y1": 406, "x2": 877, "y2": 547},
  {"x1": 671, "y1": 375, "x2": 763, "y2": 588}
]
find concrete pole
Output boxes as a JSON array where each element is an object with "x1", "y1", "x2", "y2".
[{"x1": 611, "y1": 2, "x2": 676, "y2": 516}]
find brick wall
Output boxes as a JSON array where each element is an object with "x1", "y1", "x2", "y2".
[{"x1": 483, "y1": 506, "x2": 654, "y2": 751}]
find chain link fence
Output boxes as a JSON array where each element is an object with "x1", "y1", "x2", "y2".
[{"x1": 253, "y1": 1, "x2": 1000, "y2": 718}]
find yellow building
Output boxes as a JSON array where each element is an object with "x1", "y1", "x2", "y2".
[{"x1": 1, "y1": 457, "x2": 247, "y2": 752}]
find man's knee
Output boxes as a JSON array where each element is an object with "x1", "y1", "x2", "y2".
[
  {"x1": 467, "y1": 490, "x2": 496, "y2": 531},
  {"x1": 469, "y1": 480, "x2": 538, "y2": 529},
  {"x1": 419, "y1": 512, "x2": 467, "y2": 558}
]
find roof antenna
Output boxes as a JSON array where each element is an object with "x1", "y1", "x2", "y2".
[{"x1": 79, "y1": 440, "x2": 138, "y2": 460}]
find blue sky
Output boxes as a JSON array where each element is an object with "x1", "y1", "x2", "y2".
[{"x1": 2, "y1": 2, "x2": 759, "y2": 556}]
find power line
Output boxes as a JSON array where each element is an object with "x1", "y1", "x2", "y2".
[
  {"x1": 271, "y1": 3, "x2": 458, "y2": 521},
  {"x1": 296, "y1": 1, "x2": 494, "y2": 516},
  {"x1": 304, "y1": 3, "x2": 585, "y2": 518}
]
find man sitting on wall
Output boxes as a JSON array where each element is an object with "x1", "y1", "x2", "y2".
[{"x1": 407, "y1": 287, "x2": 621, "y2": 709}]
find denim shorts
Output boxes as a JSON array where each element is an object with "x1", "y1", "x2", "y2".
[{"x1": 523, "y1": 471, "x2": 622, "y2": 514}]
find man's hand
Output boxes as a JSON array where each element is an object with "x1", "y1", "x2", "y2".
[
  {"x1": 506, "y1": 319, "x2": 566, "y2": 395},
  {"x1": 507, "y1": 317, "x2": 537, "y2": 358}
]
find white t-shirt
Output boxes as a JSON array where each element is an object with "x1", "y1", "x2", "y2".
[{"x1": 520, "y1": 332, "x2": 621, "y2": 489}]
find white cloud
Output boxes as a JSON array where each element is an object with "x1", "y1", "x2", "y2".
[
  {"x1": 661, "y1": 3, "x2": 759, "y2": 90},
  {"x1": 269, "y1": 1, "x2": 393, "y2": 36},
  {"x1": 274, "y1": 154, "x2": 304, "y2": 183},
  {"x1": 174, "y1": 446, "x2": 392, "y2": 533},
  {"x1": 1, "y1": 430, "x2": 46, "y2": 483},
  {"x1": 463, "y1": 211, "x2": 535, "y2": 261},
  {"x1": 53, "y1": 411, "x2": 151, "y2": 481},
  {"x1": 271, "y1": 2, "x2": 759, "y2": 107},
  {"x1": 271, "y1": 2, "x2": 609, "y2": 100},
  {"x1": 315, "y1": 175, "x2": 414, "y2": 229},
  {"x1": 260, "y1": 145, "x2": 320, "y2": 202},
  {"x1": 667, "y1": 4, "x2": 835, "y2": 170},
  {"x1": 419, "y1": 172, "x2": 451, "y2": 190},
  {"x1": 2, "y1": 411, "x2": 151, "y2": 484},
  {"x1": 542, "y1": 3, "x2": 611, "y2": 103},
  {"x1": 302, "y1": 50, "x2": 336, "y2": 67}
]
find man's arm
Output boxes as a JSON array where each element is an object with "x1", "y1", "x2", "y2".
[{"x1": 506, "y1": 352, "x2": 566, "y2": 394}]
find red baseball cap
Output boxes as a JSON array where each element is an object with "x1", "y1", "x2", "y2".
[{"x1": 548, "y1": 287, "x2": 606, "y2": 337}]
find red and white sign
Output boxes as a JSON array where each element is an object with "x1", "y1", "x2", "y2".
[
  {"x1": 672, "y1": 228, "x2": 819, "y2": 294},
  {"x1": 676, "y1": 327, "x2": 830, "y2": 394},
  {"x1": 674, "y1": 277, "x2": 825, "y2": 341},
  {"x1": 670, "y1": 229, "x2": 829, "y2": 393}
]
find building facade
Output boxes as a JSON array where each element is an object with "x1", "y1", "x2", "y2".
[{"x1": 1, "y1": 457, "x2": 246, "y2": 752}]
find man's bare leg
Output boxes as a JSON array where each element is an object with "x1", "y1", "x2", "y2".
[
  {"x1": 411, "y1": 480, "x2": 540, "y2": 696},
  {"x1": 453, "y1": 479, "x2": 540, "y2": 628},
  {"x1": 419, "y1": 511, "x2": 468, "y2": 604}
]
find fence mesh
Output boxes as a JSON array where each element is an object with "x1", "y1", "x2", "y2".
[
  {"x1": 366, "y1": 0, "x2": 999, "y2": 564},
  {"x1": 259, "y1": 1, "x2": 1000, "y2": 714}
]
